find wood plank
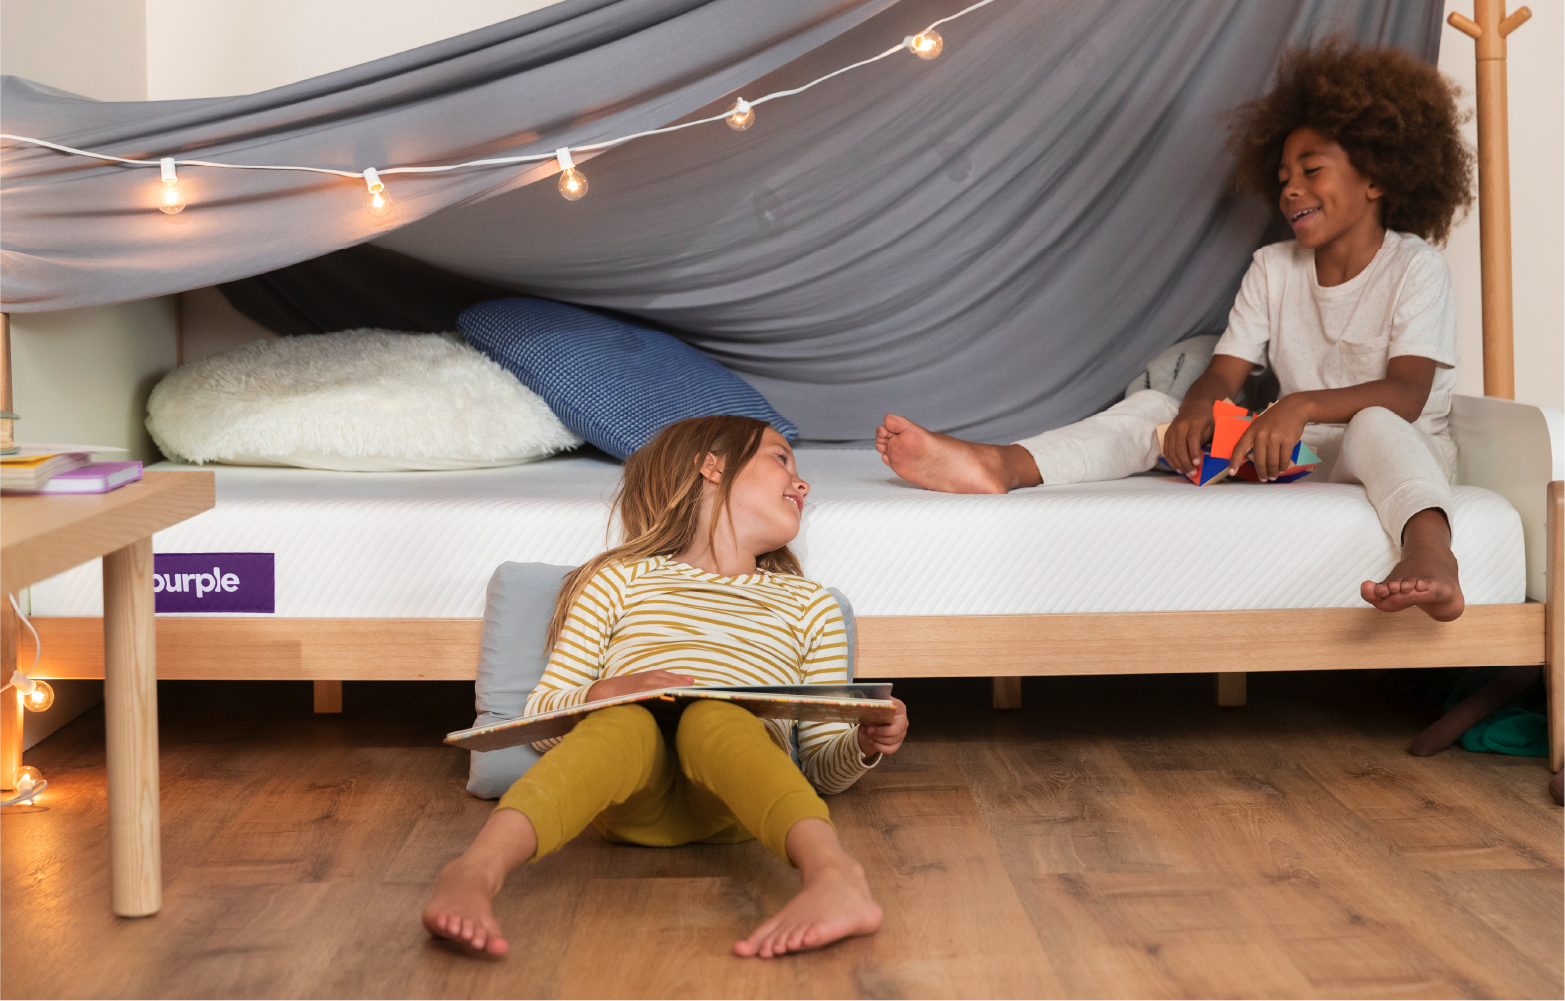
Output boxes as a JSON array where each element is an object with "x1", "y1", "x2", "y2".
[
  {"x1": 855, "y1": 604, "x2": 1543, "y2": 677},
  {"x1": 27, "y1": 603, "x2": 1543, "y2": 682},
  {"x1": 1546, "y1": 480, "x2": 1562, "y2": 770},
  {"x1": 0, "y1": 471, "x2": 214, "y2": 594}
]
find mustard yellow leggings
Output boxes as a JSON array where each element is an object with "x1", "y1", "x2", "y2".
[{"x1": 495, "y1": 699, "x2": 832, "y2": 865}]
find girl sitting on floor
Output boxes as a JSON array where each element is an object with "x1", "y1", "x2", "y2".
[
  {"x1": 423, "y1": 415, "x2": 909, "y2": 958},
  {"x1": 875, "y1": 39, "x2": 1473, "y2": 622}
]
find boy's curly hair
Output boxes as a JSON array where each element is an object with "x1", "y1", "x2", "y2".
[{"x1": 1226, "y1": 37, "x2": 1474, "y2": 246}]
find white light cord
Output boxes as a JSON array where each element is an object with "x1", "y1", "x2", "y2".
[
  {"x1": 0, "y1": 780, "x2": 48, "y2": 807},
  {"x1": 3, "y1": 592, "x2": 42, "y2": 692},
  {"x1": 0, "y1": 0, "x2": 996, "y2": 183}
]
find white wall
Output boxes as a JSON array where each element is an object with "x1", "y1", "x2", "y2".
[
  {"x1": 1439, "y1": 0, "x2": 1563, "y2": 412},
  {"x1": 144, "y1": 0, "x2": 563, "y2": 100},
  {"x1": 0, "y1": 0, "x2": 147, "y2": 100}
]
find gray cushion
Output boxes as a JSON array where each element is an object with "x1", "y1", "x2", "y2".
[{"x1": 466, "y1": 560, "x2": 857, "y2": 799}]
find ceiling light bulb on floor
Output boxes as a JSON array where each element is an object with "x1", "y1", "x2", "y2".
[
  {"x1": 156, "y1": 158, "x2": 187, "y2": 214},
  {"x1": 555, "y1": 148, "x2": 587, "y2": 201},
  {"x1": 725, "y1": 98, "x2": 754, "y2": 131},
  {"x1": 905, "y1": 30, "x2": 943, "y2": 60},
  {"x1": 361, "y1": 168, "x2": 396, "y2": 221}
]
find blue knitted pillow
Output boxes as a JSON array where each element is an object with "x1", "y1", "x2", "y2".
[{"x1": 458, "y1": 298, "x2": 798, "y2": 459}]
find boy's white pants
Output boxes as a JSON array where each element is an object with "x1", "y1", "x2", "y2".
[{"x1": 1013, "y1": 390, "x2": 1458, "y2": 546}]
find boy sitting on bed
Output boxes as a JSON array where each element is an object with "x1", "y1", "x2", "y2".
[{"x1": 876, "y1": 39, "x2": 1474, "y2": 622}]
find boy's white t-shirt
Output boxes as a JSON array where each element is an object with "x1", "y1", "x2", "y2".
[{"x1": 1213, "y1": 229, "x2": 1458, "y2": 437}]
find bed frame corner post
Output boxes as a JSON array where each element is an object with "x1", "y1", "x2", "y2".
[
  {"x1": 313, "y1": 680, "x2": 343, "y2": 714},
  {"x1": 1, "y1": 594, "x2": 19, "y2": 790},
  {"x1": 1545, "y1": 480, "x2": 1562, "y2": 773}
]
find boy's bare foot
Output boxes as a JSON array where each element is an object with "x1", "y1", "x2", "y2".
[
  {"x1": 734, "y1": 859, "x2": 882, "y2": 958},
  {"x1": 1360, "y1": 508, "x2": 1464, "y2": 621},
  {"x1": 423, "y1": 857, "x2": 510, "y2": 956},
  {"x1": 421, "y1": 808, "x2": 537, "y2": 957},
  {"x1": 874, "y1": 413, "x2": 1040, "y2": 493}
]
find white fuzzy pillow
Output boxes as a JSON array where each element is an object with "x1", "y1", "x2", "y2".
[{"x1": 147, "y1": 329, "x2": 583, "y2": 471}]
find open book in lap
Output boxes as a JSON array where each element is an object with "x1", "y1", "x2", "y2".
[{"x1": 447, "y1": 683, "x2": 895, "y2": 752}]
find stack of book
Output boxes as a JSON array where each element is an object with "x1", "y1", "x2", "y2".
[{"x1": 0, "y1": 445, "x2": 140, "y2": 495}]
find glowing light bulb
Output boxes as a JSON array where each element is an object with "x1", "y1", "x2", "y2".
[
  {"x1": 156, "y1": 158, "x2": 187, "y2": 214},
  {"x1": 361, "y1": 168, "x2": 396, "y2": 221},
  {"x1": 11, "y1": 766, "x2": 43, "y2": 803},
  {"x1": 725, "y1": 98, "x2": 755, "y2": 132},
  {"x1": 555, "y1": 148, "x2": 587, "y2": 201},
  {"x1": 905, "y1": 30, "x2": 943, "y2": 60},
  {"x1": 21, "y1": 680, "x2": 54, "y2": 713}
]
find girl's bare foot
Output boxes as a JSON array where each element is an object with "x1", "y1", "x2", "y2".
[
  {"x1": 421, "y1": 808, "x2": 537, "y2": 957},
  {"x1": 874, "y1": 413, "x2": 1040, "y2": 493},
  {"x1": 422, "y1": 856, "x2": 510, "y2": 956},
  {"x1": 1360, "y1": 508, "x2": 1464, "y2": 621},
  {"x1": 734, "y1": 818, "x2": 882, "y2": 958}
]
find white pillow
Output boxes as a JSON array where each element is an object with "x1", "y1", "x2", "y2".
[{"x1": 146, "y1": 329, "x2": 583, "y2": 471}]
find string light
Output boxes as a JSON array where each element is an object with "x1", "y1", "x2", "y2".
[
  {"x1": 2, "y1": 766, "x2": 46, "y2": 807},
  {"x1": 16, "y1": 677, "x2": 54, "y2": 712},
  {"x1": 905, "y1": 30, "x2": 943, "y2": 59},
  {"x1": 555, "y1": 148, "x2": 587, "y2": 201},
  {"x1": 361, "y1": 167, "x2": 396, "y2": 220},
  {"x1": 725, "y1": 98, "x2": 755, "y2": 131},
  {"x1": 156, "y1": 157, "x2": 186, "y2": 214},
  {"x1": 0, "y1": 0, "x2": 995, "y2": 213}
]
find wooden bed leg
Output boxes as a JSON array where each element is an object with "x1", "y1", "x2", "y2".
[
  {"x1": 313, "y1": 680, "x2": 342, "y2": 714},
  {"x1": 1546, "y1": 481, "x2": 1562, "y2": 773},
  {"x1": 992, "y1": 676, "x2": 1022, "y2": 710},
  {"x1": 1215, "y1": 672, "x2": 1247, "y2": 707}
]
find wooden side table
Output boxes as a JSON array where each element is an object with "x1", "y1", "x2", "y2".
[{"x1": 1, "y1": 471, "x2": 214, "y2": 917}]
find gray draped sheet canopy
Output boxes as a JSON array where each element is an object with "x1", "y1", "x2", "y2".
[{"x1": 1, "y1": 0, "x2": 1442, "y2": 445}]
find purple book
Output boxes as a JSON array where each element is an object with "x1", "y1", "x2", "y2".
[{"x1": 37, "y1": 461, "x2": 143, "y2": 494}]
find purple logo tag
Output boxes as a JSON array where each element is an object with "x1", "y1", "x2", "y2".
[{"x1": 154, "y1": 553, "x2": 274, "y2": 613}]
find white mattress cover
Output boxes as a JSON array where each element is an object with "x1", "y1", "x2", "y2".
[{"x1": 30, "y1": 450, "x2": 1525, "y2": 617}]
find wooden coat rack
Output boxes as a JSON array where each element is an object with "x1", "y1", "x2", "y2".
[{"x1": 1446, "y1": 0, "x2": 1531, "y2": 400}]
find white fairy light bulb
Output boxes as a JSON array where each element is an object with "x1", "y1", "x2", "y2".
[
  {"x1": 905, "y1": 30, "x2": 943, "y2": 60},
  {"x1": 725, "y1": 98, "x2": 755, "y2": 131},
  {"x1": 362, "y1": 168, "x2": 396, "y2": 220},
  {"x1": 13, "y1": 766, "x2": 43, "y2": 800},
  {"x1": 10, "y1": 671, "x2": 53, "y2": 713},
  {"x1": 156, "y1": 158, "x2": 187, "y2": 214},
  {"x1": 556, "y1": 148, "x2": 587, "y2": 201}
]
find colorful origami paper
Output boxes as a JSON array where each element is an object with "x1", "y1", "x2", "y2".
[{"x1": 1155, "y1": 399, "x2": 1322, "y2": 486}]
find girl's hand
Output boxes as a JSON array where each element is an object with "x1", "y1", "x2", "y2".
[
  {"x1": 1229, "y1": 395, "x2": 1311, "y2": 481},
  {"x1": 857, "y1": 697, "x2": 908, "y2": 759},
  {"x1": 1163, "y1": 401, "x2": 1215, "y2": 475},
  {"x1": 586, "y1": 670, "x2": 696, "y2": 702}
]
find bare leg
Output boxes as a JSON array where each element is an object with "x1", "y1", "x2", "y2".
[
  {"x1": 421, "y1": 808, "x2": 538, "y2": 956},
  {"x1": 733, "y1": 818, "x2": 883, "y2": 958},
  {"x1": 1360, "y1": 508, "x2": 1465, "y2": 622},
  {"x1": 875, "y1": 413, "x2": 1040, "y2": 494}
]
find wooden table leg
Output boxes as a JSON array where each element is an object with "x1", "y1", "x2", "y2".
[
  {"x1": 1215, "y1": 671, "x2": 1247, "y2": 707},
  {"x1": 1, "y1": 593, "x2": 18, "y2": 791},
  {"x1": 103, "y1": 536, "x2": 161, "y2": 917}
]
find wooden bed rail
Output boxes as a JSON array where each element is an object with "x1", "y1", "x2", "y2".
[{"x1": 23, "y1": 603, "x2": 1543, "y2": 682}]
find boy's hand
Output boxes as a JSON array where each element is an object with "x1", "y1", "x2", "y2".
[
  {"x1": 586, "y1": 670, "x2": 696, "y2": 702},
  {"x1": 1229, "y1": 394, "x2": 1311, "y2": 481},
  {"x1": 857, "y1": 697, "x2": 908, "y2": 758},
  {"x1": 1163, "y1": 402, "x2": 1215, "y2": 475}
]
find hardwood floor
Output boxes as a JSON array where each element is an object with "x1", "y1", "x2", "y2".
[{"x1": 2, "y1": 671, "x2": 1559, "y2": 999}]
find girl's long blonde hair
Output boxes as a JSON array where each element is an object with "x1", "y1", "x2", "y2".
[{"x1": 545, "y1": 415, "x2": 803, "y2": 652}]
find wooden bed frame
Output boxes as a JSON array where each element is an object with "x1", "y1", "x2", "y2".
[{"x1": 18, "y1": 400, "x2": 1565, "y2": 771}]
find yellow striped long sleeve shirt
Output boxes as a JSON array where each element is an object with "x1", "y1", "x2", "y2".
[{"x1": 526, "y1": 555, "x2": 875, "y2": 794}]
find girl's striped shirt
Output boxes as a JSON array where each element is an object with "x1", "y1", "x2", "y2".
[{"x1": 526, "y1": 555, "x2": 875, "y2": 794}]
